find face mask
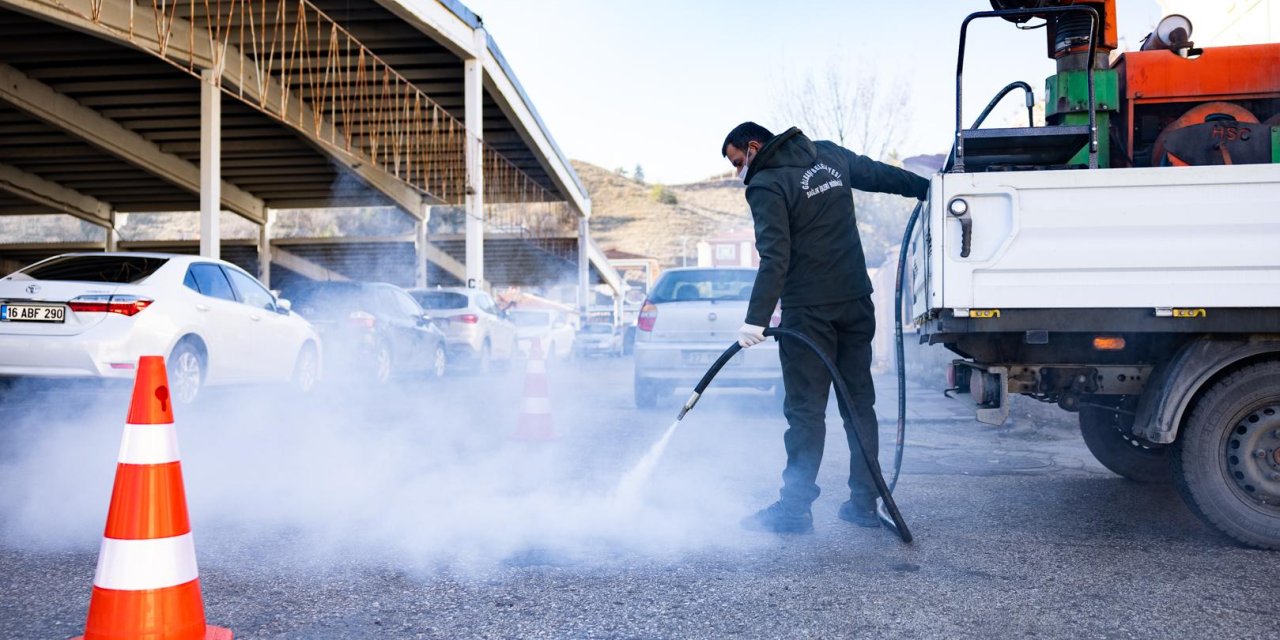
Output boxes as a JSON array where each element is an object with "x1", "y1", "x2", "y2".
[{"x1": 737, "y1": 147, "x2": 754, "y2": 183}]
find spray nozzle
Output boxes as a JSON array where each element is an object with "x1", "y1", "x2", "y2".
[{"x1": 676, "y1": 391, "x2": 701, "y2": 421}]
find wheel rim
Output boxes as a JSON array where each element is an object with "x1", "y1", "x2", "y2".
[
  {"x1": 296, "y1": 348, "x2": 318, "y2": 392},
  {"x1": 1223, "y1": 403, "x2": 1280, "y2": 513},
  {"x1": 171, "y1": 350, "x2": 201, "y2": 404},
  {"x1": 375, "y1": 345, "x2": 392, "y2": 383},
  {"x1": 433, "y1": 345, "x2": 447, "y2": 378}
]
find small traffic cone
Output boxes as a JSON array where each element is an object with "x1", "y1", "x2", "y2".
[
  {"x1": 512, "y1": 338, "x2": 557, "y2": 441},
  {"x1": 74, "y1": 355, "x2": 232, "y2": 640}
]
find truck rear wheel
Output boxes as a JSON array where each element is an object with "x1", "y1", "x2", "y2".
[
  {"x1": 1173, "y1": 361, "x2": 1280, "y2": 550},
  {"x1": 1079, "y1": 401, "x2": 1171, "y2": 483}
]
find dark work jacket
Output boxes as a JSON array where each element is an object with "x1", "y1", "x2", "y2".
[{"x1": 742, "y1": 128, "x2": 929, "y2": 327}]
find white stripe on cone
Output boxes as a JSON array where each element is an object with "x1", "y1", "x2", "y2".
[
  {"x1": 116, "y1": 423, "x2": 181, "y2": 465},
  {"x1": 522, "y1": 396, "x2": 552, "y2": 414},
  {"x1": 94, "y1": 533, "x2": 199, "y2": 590}
]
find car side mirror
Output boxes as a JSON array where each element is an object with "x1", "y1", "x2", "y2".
[{"x1": 276, "y1": 298, "x2": 292, "y2": 315}]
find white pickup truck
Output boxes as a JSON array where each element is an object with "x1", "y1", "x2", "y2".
[
  {"x1": 911, "y1": 4, "x2": 1280, "y2": 548},
  {"x1": 913, "y1": 162, "x2": 1280, "y2": 550}
]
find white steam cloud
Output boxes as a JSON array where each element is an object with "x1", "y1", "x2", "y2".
[{"x1": 0, "y1": 362, "x2": 784, "y2": 574}]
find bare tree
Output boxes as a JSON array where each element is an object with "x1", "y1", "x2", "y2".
[{"x1": 772, "y1": 62, "x2": 911, "y2": 161}]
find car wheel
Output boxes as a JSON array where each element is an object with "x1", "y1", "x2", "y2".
[
  {"x1": 635, "y1": 376, "x2": 660, "y2": 409},
  {"x1": 373, "y1": 341, "x2": 393, "y2": 385},
  {"x1": 1079, "y1": 400, "x2": 1171, "y2": 483},
  {"x1": 292, "y1": 343, "x2": 320, "y2": 394},
  {"x1": 1173, "y1": 362, "x2": 1280, "y2": 550},
  {"x1": 477, "y1": 340, "x2": 492, "y2": 375},
  {"x1": 168, "y1": 340, "x2": 204, "y2": 405},
  {"x1": 431, "y1": 343, "x2": 448, "y2": 380},
  {"x1": 493, "y1": 339, "x2": 515, "y2": 373}
]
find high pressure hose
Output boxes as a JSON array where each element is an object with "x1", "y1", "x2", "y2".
[
  {"x1": 676, "y1": 328, "x2": 913, "y2": 544},
  {"x1": 890, "y1": 201, "x2": 925, "y2": 492},
  {"x1": 675, "y1": 200, "x2": 927, "y2": 545}
]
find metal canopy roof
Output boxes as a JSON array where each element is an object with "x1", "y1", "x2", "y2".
[
  {"x1": 0, "y1": 3, "x2": 562, "y2": 212},
  {"x1": 0, "y1": 0, "x2": 620, "y2": 292}
]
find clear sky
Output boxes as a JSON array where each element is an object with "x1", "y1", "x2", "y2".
[{"x1": 465, "y1": 0, "x2": 1163, "y2": 185}]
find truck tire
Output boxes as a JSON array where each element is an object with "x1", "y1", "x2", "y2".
[
  {"x1": 1173, "y1": 361, "x2": 1280, "y2": 550},
  {"x1": 1079, "y1": 403, "x2": 1171, "y2": 483}
]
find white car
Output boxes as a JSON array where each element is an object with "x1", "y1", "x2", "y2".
[
  {"x1": 0, "y1": 252, "x2": 321, "y2": 403},
  {"x1": 574, "y1": 322, "x2": 624, "y2": 358},
  {"x1": 510, "y1": 309, "x2": 576, "y2": 360},
  {"x1": 632, "y1": 267, "x2": 782, "y2": 408},
  {"x1": 409, "y1": 287, "x2": 518, "y2": 372}
]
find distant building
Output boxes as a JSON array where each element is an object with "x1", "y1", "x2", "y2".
[
  {"x1": 1156, "y1": 0, "x2": 1278, "y2": 46},
  {"x1": 696, "y1": 229, "x2": 759, "y2": 268},
  {"x1": 605, "y1": 248, "x2": 661, "y2": 309}
]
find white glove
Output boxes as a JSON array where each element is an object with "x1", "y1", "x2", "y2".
[{"x1": 737, "y1": 324, "x2": 766, "y2": 348}]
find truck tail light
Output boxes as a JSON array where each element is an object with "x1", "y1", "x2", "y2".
[
  {"x1": 451, "y1": 314, "x2": 479, "y2": 324},
  {"x1": 1093, "y1": 336, "x2": 1126, "y2": 351},
  {"x1": 68, "y1": 294, "x2": 154, "y2": 317},
  {"x1": 637, "y1": 301, "x2": 658, "y2": 332}
]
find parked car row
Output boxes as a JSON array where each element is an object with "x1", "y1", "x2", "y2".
[
  {"x1": 0, "y1": 252, "x2": 661, "y2": 405},
  {"x1": 0, "y1": 253, "x2": 521, "y2": 405}
]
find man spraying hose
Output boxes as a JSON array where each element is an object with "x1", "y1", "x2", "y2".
[{"x1": 723, "y1": 122, "x2": 928, "y2": 534}]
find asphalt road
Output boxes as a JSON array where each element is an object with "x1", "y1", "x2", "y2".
[{"x1": 1, "y1": 354, "x2": 1277, "y2": 639}]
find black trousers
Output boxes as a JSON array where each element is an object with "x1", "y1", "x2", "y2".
[{"x1": 777, "y1": 296, "x2": 880, "y2": 507}]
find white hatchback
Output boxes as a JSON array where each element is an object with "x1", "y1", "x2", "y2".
[
  {"x1": 632, "y1": 267, "x2": 782, "y2": 408},
  {"x1": 0, "y1": 252, "x2": 321, "y2": 403}
]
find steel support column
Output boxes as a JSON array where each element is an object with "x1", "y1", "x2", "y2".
[
  {"x1": 259, "y1": 209, "x2": 275, "y2": 286},
  {"x1": 578, "y1": 215, "x2": 590, "y2": 322},
  {"x1": 415, "y1": 206, "x2": 431, "y2": 289},
  {"x1": 464, "y1": 28, "x2": 486, "y2": 289},
  {"x1": 199, "y1": 69, "x2": 221, "y2": 259},
  {"x1": 106, "y1": 211, "x2": 119, "y2": 252}
]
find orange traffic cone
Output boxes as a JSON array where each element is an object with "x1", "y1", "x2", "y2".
[
  {"x1": 512, "y1": 338, "x2": 557, "y2": 441},
  {"x1": 74, "y1": 355, "x2": 232, "y2": 640}
]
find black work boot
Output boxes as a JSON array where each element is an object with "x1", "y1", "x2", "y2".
[
  {"x1": 838, "y1": 497, "x2": 881, "y2": 528},
  {"x1": 741, "y1": 501, "x2": 814, "y2": 534}
]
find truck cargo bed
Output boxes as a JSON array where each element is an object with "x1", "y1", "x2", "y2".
[{"x1": 912, "y1": 164, "x2": 1280, "y2": 323}]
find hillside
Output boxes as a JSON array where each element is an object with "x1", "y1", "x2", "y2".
[
  {"x1": 573, "y1": 161, "x2": 752, "y2": 266},
  {"x1": 576, "y1": 160, "x2": 918, "y2": 269}
]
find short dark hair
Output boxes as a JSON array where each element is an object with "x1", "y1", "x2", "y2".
[{"x1": 721, "y1": 122, "x2": 774, "y2": 157}]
